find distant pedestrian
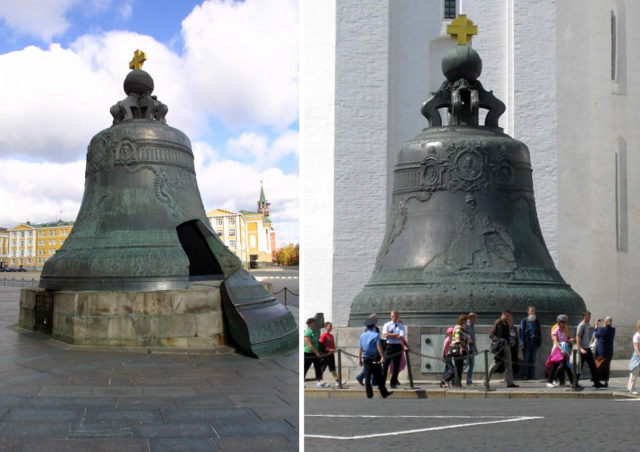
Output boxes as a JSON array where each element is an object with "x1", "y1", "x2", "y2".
[
  {"x1": 319, "y1": 322, "x2": 346, "y2": 387},
  {"x1": 507, "y1": 315, "x2": 520, "y2": 377},
  {"x1": 303, "y1": 318, "x2": 328, "y2": 388},
  {"x1": 358, "y1": 317, "x2": 392, "y2": 399},
  {"x1": 575, "y1": 311, "x2": 603, "y2": 388},
  {"x1": 627, "y1": 320, "x2": 640, "y2": 395},
  {"x1": 355, "y1": 314, "x2": 379, "y2": 386},
  {"x1": 486, "y1": 310, "x2": 519, "y2": 389},
  {"x1": 450, "y1": 315, "x2": 469, "y2": 387},
  {"x1": 519, "y1": 306, "x2": 541, "y2": 379},
  {"x1": 440, "y1": 327, "x2": 454, "y2": 388},
  {"x1": 382, "y1": 310, "x2": 406, "y2": 389},
  {"x1": 594, "y1": 316, "x2": 616, "y2": 387},
  {"x1": 464, "y1": 312, "x2": 477, "y2": 385},
  {"x1": 545, "y1": 315, "x2": 573, "y2": 387}
]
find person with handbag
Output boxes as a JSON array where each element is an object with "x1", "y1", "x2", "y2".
[
  {"x1": 485, "y1": 310, "x2": 519, "y2": 389},
  {"x1": 575, "y1": 311, "x2": 604, "y2": 388},
  {"x1": 594, "y1": 316, "x2": 616, "y2": 387},
  {"x1": 449, "y1": 314, "x2": 469, "y2": 388},
  {"x1": 545, "y1": 314, "x2": 574, "y2": 388}
]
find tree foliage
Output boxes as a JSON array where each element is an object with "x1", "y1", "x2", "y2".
[{"x1": 274, "y1": 243, "x2": 299, "y2": 266}]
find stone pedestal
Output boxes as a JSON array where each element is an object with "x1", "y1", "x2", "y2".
[{"x1": 19, "y1": 282, "x2": 227, "y2": 348}]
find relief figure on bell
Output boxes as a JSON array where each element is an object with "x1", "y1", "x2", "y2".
[{"x1": 445, "y1": 195, "x2": 516, "y2": 270}]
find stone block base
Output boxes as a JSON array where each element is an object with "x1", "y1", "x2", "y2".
[{"x1": 19, "y1": 285, "x2": 225, "y2": 348}]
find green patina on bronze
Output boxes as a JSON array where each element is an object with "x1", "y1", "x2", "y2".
[
  {"x1": 39, "y1": 54, "x2": 297, "y2": 357},
  {"x1": 349, "y1": 31, "x2": 585, "y2": 326}
]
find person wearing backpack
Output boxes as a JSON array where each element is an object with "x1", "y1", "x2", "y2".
[{"x1": 519, "y1": 306, "x2": 541, "y2": 379}]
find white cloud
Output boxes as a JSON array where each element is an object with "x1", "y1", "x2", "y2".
[
  {"x1": 0, "y1": 158, "x2": 84, "y2": 226},
  {"x1": 182, "y1": 0, "x2": 298, "y2": 130},
  {"x1": 0, "y1": 0, "x2": 79, "y2": 42},
  {"x1": 119, "y1": 0, "x2": 133, "y2": 21},
  {"x1": 193, "y1": 140, "x2": 299, "y2": 243},
  {"x1": 226, "y1": 130, "x2": 298, "y2": 170}
]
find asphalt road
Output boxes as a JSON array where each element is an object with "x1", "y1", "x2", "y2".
[{"x1": 305, "y1": 397, "x2": 638, "y2": 451}]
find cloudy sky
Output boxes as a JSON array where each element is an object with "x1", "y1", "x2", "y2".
[{"x1": 0, "y1": 0, "x2": 299, "y2": 245}]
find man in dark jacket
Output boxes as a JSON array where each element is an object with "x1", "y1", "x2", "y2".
[
  {"x1": 519, "y1": 305, "x2": 542, "y2": 379},
  {"x1": 486, "y1": 310, "x2": 519, "y2": 389}
]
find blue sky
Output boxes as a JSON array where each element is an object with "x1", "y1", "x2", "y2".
[{"x1": 0, "y1": 0, "x2": 299, "y2": 245}]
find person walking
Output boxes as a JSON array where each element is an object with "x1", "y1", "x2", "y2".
[
  {"x1": 450, "y1": 315, "x2": 469, "y2": 387},
  {"x1": 304, "y1": 318, "x2": 328, "y2": 388},
  {"x1": 440, "y1": 327, "x2": 454, "y2": 388},
  {"x1": 519, "y1": 306, "x2": 541, "y2": 380},
  {"x1": 464, "y1": 312, "x2": 477, "y2": 385},
  {"x1": 319, "y1": 322, "x2": 346, "y2": 387},
  {"x1": 575, "y1": 311, "x2": 604, "y2": 388},
  {"x1": 594, "y1": 316, "x2": 616, "y2": 387},
  {"x1": 358, "y1": 317, "x2": 392, "y2": 399},
  {"x1": 545, "y1": 315, "x2": 573, "y2": 387},
  {"x1": 355, "y1": 314, "x2": 380, "y2": 386},
  {"x1": 382, "y1": 310, "x2": 406, "y2": 388},
  {"x1": 486, "y1": 310, "x2": 519, "y2": 389},
  {"x1": 627, "y1": 320, "x2": 640, "y2": 395}
]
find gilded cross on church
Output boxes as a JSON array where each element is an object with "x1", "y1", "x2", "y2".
[
  {"x1": 129, "y1": 49, "x2": 147, "y2": 70},
  {"x1": 446, "y1": 14, "x2": 478, "y2": 45}
]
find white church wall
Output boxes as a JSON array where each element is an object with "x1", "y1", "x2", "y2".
[
  {"x1": 300, "y1": 0, "x2": 336, "y2": 320},
  {"x1": 558, "y1": 0, "x2": 640, "y2": 326},
  {"x1": 330, "y1": 0, "x2": 391, "y2": 326}
]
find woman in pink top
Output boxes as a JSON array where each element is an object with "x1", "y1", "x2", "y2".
[{"x1": 545, "y1": 314, "x2": 573, "y2": 387}]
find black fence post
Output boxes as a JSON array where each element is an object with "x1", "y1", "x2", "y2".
[
  {"x1": 405, "y1": 349, "x2": 414, "y2": 388},
  {"x1": 337, "y1": 349, "x2": 343, "y2": 389},
  {"x1": 284, "y1": 288, "x2": 287, "y2": 307},
  {"x1": 484, "y1": 350, "x2": 490, "y2": 391}
]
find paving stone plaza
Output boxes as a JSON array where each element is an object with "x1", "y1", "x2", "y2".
[{"x1": 0, "y1": 275, "x2": 298, "y2": 451}]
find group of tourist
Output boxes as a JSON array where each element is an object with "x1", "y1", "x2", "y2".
[
  {"x1": 305, "y1": 306, "x2": 640, "y2": 397},
  {"x1": 303, "y1": 317, "x2": 346, "y2": 388}
]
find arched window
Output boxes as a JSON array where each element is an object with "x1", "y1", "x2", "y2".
[
  {"x1": 615, "y1": 137, "x2": 628, "y2": 252},
  {"x1": 443, "y1": 0, "x2": 457, "y2": 20}
]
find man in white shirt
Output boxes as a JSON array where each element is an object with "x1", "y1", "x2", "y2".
[{"x1": 382, "y1": 310, "x2": 406, "y2": 389}]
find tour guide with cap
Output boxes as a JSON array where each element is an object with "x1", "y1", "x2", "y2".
[{"x1": 358, "y1": 317, "x2": 392, "y2": 399}]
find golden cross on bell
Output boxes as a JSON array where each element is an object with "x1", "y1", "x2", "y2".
[
  {"x1": 129, "y1": 49, "x2": 147, "y2": 70},
  {"x1": 446, "y1": 14, "x2": 478, "y2": 45}
]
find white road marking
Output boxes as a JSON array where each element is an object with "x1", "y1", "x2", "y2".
[
  {"x1": 254, "y1": 276, "x2": 299, "y2": 281},
  {"x1": 304, "y1": 415, "x2": 543, "y2": 440},
  {"x1": 616, "y1": 397, "x2": 640, "y2": 401}
]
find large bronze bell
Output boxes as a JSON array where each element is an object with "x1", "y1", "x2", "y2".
[
  {"x1": 40, "y1": 55, "x2": 297, "y2": 356},
  {"x1": 349, "y1": 26, "x2": 585, "y2": 326}
]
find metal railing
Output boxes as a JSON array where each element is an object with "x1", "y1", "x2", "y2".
[
  {"x1": 1, "y1": 277, "x2": 38, "y2": 287},
  {"x1": 272, "y1": 287, "x2": 298, "y2": 307}
]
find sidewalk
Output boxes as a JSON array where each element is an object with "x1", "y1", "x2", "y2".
[
  {"x1": 0, "y1": 285, "x2": 298, "y2": 451},
  {"x1": 304, "y1": 375, "x2": 637, "y2": 399}
]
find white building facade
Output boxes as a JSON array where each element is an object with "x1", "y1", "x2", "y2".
[{"x1": 302, "y1": 0, "x2": 639, "y2": 326}]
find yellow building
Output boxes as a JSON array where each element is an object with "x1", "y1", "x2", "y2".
[
  {"x1": 206, "y1": 208, "x2": 248, "y2": 264},
  {"x1": 35, "y1": 221, "x2": 73, "y2": 268},
  {"x1": 8, "y1": 223, "x2": 37, "y2": 269},
  {"x1": 206, "y1": 184, "x2": 276, "y2": 268},
  {"x1": 0, "y1": 228, "x2": 8, "y2": 267},
  {"x1": 7, "y1": 221, "x2": 73, "y2": 269}
]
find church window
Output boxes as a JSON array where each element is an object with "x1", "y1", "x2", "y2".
[
  {"x1": 443, "y1": 0, "x2": 456, "y2": 20},
  {"x1": 228, "y1": 217, "x2": 236, "y2": 225},
  {"x1": 216, "y1": 218, "x2": 224, "y2": 226},
  {"x1": 611, "y1": 11, "x2": 617, "y2": 81},
  {"x1": 216, "y1": 230, "x2": 223, "y2": 237},
  {"x1": 616, "y1": 137, "x2": 628, "y2": 252},
  {"x1": 229, "y1": 229, "x2": 236, "y2": 237},
  {"x1": 230, "y1": 240, "x2": 237, "y2": 249}
]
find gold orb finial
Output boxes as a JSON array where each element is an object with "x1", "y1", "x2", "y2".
[
  {"x1": 129, "y1": 49, "x2": 147, "y2": 70},
  {"x1": 446, "y1": 14, "x2": 478, "y2": 45}
]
